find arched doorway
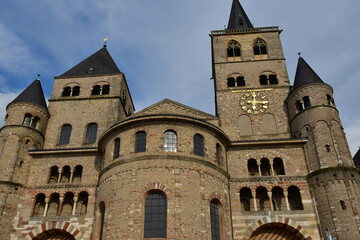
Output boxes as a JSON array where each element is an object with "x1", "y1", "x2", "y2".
[
  {"x1": 250, "y1": 223, "x2": 306, "y2": 240},
  {"x1": 33, "y1": 229, "x2": 76, "y2": 240}
]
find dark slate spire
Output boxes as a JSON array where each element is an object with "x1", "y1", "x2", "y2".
[
  {"x1": 227, "y1": 0, "x2": 254, "y2": 30},
  {"x1": 8, "y1": 78, "x2": 48, "y2": 111},
  {"x1": 353, "y1": 148, "x2": 360, "y2": 168},
  {"x1": 59, "y1": 47, "x2": 121, "y2": 77},
  {"x1": 293, "y1": 56, "x2": 324, "y2": 90}
]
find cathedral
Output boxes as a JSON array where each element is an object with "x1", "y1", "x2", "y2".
[{"x1": 1, "y1": 0, "x2": 359, "y2": 239}]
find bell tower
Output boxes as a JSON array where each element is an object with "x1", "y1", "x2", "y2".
[{"x1": 210, "y1": 0, "x2": 292, "y2": 141}]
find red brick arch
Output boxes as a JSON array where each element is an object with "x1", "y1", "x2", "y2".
[
  {"x1": 242, "y1": 217, "x2": 312, "y2": 240},
  {"x1": 26, "y1": 221, "x2": 82, "y2": 240}
]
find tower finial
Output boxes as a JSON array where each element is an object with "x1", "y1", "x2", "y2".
[
  {"x1": 36, "y1": 74, "x2": 40, "y2": 80},
  {"x1": 103, "y1": 37, "x2": 108, "y2": 48},
  {"x1": 298, "y1": 52, "x2": 301, "y2": 57}
]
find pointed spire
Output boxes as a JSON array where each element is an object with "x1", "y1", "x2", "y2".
[
  {"x1": 293, "y1": 56, "x2": 324, "y2": 90},
  {"x1": 227, "y1": 0, "x2": 254, "y2": 30},
  {"x1": 59, "y1": 47, "x2": 121, "y2": 77},
  {"x1": 8, "y1": 77, "x2": 48, "y2": 111}
]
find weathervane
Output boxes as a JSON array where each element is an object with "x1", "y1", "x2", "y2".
[{"x1": 103, "y1": 37, "x2": 109, "y2": 47}]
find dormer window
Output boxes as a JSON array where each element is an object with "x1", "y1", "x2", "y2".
[{"x1": 88, "y1": 68, "x2": 94, "y2": 74}]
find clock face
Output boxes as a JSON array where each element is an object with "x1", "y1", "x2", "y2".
[{"x1": 240, "y1": 91, "x2": 268, "y2": 115}]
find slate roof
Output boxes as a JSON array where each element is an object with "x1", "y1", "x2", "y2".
[
  {"x1": 227, "y1": 0, "x2": 254, "y2": 30},
  {"x1": 8, "y1": 79, "x2": 48, "y2": 111},
  {"x1": 353, "y1": 148, "x2": 360, "y2": 167},
  {"x1": 59, "y1": 47, "x2": 121, "y2": 77},
  {"x1": 293, "y1": 57, "x2": 324, "y2": 90}
]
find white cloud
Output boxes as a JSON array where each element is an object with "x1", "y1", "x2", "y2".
[{"x1": 0, "y1": 91, "x2": 19, "y2": 127}]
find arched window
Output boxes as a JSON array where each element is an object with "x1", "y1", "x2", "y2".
[
  {"x1": 99, "y1": 202, "x2": 105, "y2": 240},
  {"x1": 253, "y1": 38, "x2": 267, "y2": 55},
  {"x1": 144, "y1": 191, "x2": 167, "y2": 238},
  {"x1": 23, "y1": 114, "x2": 32, "y2": 126},
  {"x1": 113, "y1": 138, "x2": 120, "y2": 159},
  {"x1": 269, "y1": 74, "x2": 278, "y2": 84},
  {"x1": 240, "y1": 188, "x2": 253, "y2": 211},
  {"x1": 73, "y1": 165, "x2": 83, "y2": 183},
  {"x1": 61, "y1": 192, "x2": 74, "y2": 216},
  {"x1": 216, "y1": 144, "x2": 222, "y2": 165},
  {"x1": 236, "y1": 76, "x2": 245, "y2": 86},
  {"x1": 327, "y1": 94, "x2": 335, "y2": 106},
  {"x1": 85, "y1": 123, "x2": 98, "y2": 144},
  {"x1": 59, "y1": 124, "x2": 72, "y2": 145},
  {"x1": 260, "y1": 158, "x2": 271, "y2": 176},
  {"x1": 72, "y1": 86, "x2": 80, "y2": 96},
  {"x1": 102, "y1": 84, "x2": 110, "y2": 95},
  {"x1": 259, "y1": 75, "x2": 268, "y2": 85},
  {"x1": 340, "y1": 200, "x2": 346, "y2": 210},
  {"x1": 60, "y1": 165, "x2": 71, "y2": 183},
  {"x1": 273, "y1": 158, "x2": 285, "y2": 175},
  {"x1": 32, "y1": 193, "x2": 46, "y2": 217},
  {"x1": 47, "y1": 193, "x2": 60, "y2": 216},
  {"x1": 272, "y1": 187, "x2": 285, "y2": 211},
  {"x1": 288, "y1": 186, "x2": 304, "y2": 210},
  {"x1": 296, "y1": 100, "x2": 304, "y2": 111},
  {"x1": 48, "y1": 166, "x2": 59, "y2": 184},
  {"x1": 92, "y1": 85, "x2": 101, "y2": 95},
  {"x1": 256, "y1": 187, "x2": 270, "y2": 211},
  {"x1": 247, "y1": 159, "x2": 258, "y2": 176},
  {"x1": 227, "y1": 40, "x2": 241, "y2": 57},
  {"x1": 76, "y1": 191, "x2": 89, "y2": 215},
  {"x1": 62, "y1": 86, "x2": 71, "y2": 97},
  {"x1": 210, "y1": 199, "x2": 221, "y2": 240},
  {"x1": 164, "y1": 130, "x2": 177, "y2": 152},
  {"x1": 303, "y1": 96, "x2": 311, "y2": 108},
  {"x1": 31, "y1": 116, "x2": 39, "y2": 128},
  {"x1": 135, "y1": 131, "x2": 146, "y2": 153},
  {"x1": 193, "y1": 134, "x2": 204, "y2": 157},
  {"x1": 227, "y1": 77, "x2": 235, "y2": 87}
]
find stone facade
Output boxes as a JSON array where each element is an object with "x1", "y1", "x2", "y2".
[{"x1": 0, "y1": 3, "x2": 359, "y2": 240}]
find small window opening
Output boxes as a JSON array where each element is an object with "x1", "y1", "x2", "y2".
[
  {"x1": 327, "y1": 94, "x2": 335, "y2": 106},
  {"x1": 259, "y1": 75, "x2": 268, "y2": 85},
  {"x1": 193, "y1": 134, "x2": 204, "y2": 157},
  {"x1": 296, "y1": 100, "x2": 304, "y2": 111},
  {"x1": 72, "y1": 86, "x2": 80, "y2": 96},
  {"x1": 88, "y1": 67, "x2": 94, "y2": 74},
  {"x1": 113, "y1": 138, "x2": 120, "y2": 159},
  {"x1": 326, "y1": 144, "x2": 331, "y2": 152},
  {"x1": 92, "y1": 85, "x2": 101, "y2": 95},
  {"x1": 23, "y1": 114, "x2": 32, "y2": 126},
  {"x1": 216, "y1": 144, "x2": 222, "y2": 165},
  {"x1": 227, "y1": 77, "x2": 235, "y2": 87},
  {"x1": 303, "y1": 96, "x2": 311, "y2": 108},
  {"x1": 31, "y1": 117, "x2": 39, "y2": 128},
  {"x1": 135, "y1": 131, "x2": 146, "y2": 153},
  {"x1": 62, "y1": 87, "x2": 71, "y2": 97},
  {"x1": 19, "y1": 161, "x2": 24, "y2": 167},
  {"x1": 269, "y1": 74, "x2": 278, "y2": 84},
  {"x1": 236, "y1": 76, "x2": 245, "y2": 86},
  {"x1": 340, "y1": 200, "x2": 346, "y2": 210},
  {"x1": 102, "y1": 84, "x2": 110, "y2": 95}
]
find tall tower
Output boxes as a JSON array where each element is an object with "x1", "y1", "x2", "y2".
[
  {"x1": 0, "y1": 77, "x2": 49, "y2": 238},
  {"x1": 287, "y1": 57, "x2": 360, "y2": 239},
  {"x1": 210, "y1": 0, "x2": 291, "y2": 142}
]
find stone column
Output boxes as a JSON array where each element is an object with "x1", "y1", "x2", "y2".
[
  {"x1": 43, "y1": 197, "x2": 50, "y2": 217},
  {"x1": 57, "y1": 197, "x2": 64, "y2": 216},
  {"x1": 252, "y1": 189, "x2": 257, "y2": 211},
  {"x1": 270, "y1": 161, "x2": 275, "y2": 176},
  {"x1": 258, "y1": 165, "x2": 262, "y2": 176},
  {"x1": 70, "y1": 169, "x2": 74, "y2": 183},
  {"x1": 72, "y1": 196, "x2": 78, "y2": 215},
  {"x1": 57, "y1": 170, "x2": 62, "y2": 183},
  {"x1": 284, "y1": 191, "x2": 290, "y2": 210},
  {"x1": 268, "y1": 192, "x2": 274, "y2": 211}
]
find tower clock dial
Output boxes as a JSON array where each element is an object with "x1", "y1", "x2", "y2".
[{"x1": 240, "y1": 91, "x2": 268, "y2": 115}]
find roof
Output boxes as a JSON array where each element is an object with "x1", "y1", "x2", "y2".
[
  {"x1": 227, "y1": 0, "x2": 254, "y2": 30},
  {"x1": 293, "y1": 57, "x2": 324, "y2": 90},
  {"x1": 8, "y1": 79, "x2": 48, "y2": 111},
  {"x1": 59, "y1": 47, "x2": 121, "y2": 77},
  {"x1": 353, "y1": 148, "x2": 360, "y2": 167}
]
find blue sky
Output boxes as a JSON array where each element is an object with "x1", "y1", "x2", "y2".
[{"x1": 1, "y1": 0, "x2": 360, "y2": 155}]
